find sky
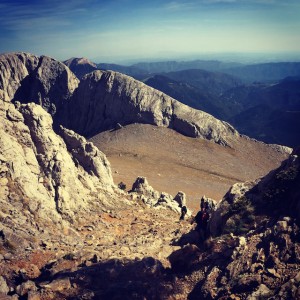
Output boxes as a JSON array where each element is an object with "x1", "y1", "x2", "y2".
[{"x1": 0, "y1": 0, "x2": 300, "y2": 63}]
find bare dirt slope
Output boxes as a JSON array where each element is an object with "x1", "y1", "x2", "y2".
[{"x1": 90, "y1": 123, "x2": 289, "y2": 211}]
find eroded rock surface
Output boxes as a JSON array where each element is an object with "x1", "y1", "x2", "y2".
[
  {"x1": 66, "y1": 70, "x2": 239, "y2": 145},
  {"x1": 0, "y1": 52, "x2": 79, "y2": 124}
]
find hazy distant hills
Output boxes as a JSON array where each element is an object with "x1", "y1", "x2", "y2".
[
  {"x1": 159, "y1": 69, "x2": 242, "y2": 96},
  {"x1": 145, "y1": 73, "x2": 300, "y2": 147},
  {"x1": 133, "y1": 60, "x2": 300, "y2": 83},
  {"x1": 224, "y1": 62, "x2": 300, "y2": 83},
  {"x1": 226, "y1": 77, "x2": 300, "y2": 146},
  {"x1": 144, "y1": 73, "x2": 240, "y2": 120},
  {"x1": 96, "y1": 63, "x2": 147, "y2": 80},
  {"x1": 64, "y1": 57, "x2": 300, "y2": 84},
  {"x1": 131, "y1": 60, "x2": 242, "y2": 73}
]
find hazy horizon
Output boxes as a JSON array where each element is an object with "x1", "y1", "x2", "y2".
[{"x1": 1, "y1": 0, "x2": 300, "y2": 64}]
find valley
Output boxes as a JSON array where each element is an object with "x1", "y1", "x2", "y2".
[{"x1": 91, "y1": 123, "x2": 289, "y2": 211}]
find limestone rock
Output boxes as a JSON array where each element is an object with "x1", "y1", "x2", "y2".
[
  {"x1": 16, "y1": 280, "x2": 37, "y2": 296},
  {"x1": 130, "y1": 177, "x2": 184, "y2": 213},
  {"x1": 0, "y1": 276, "x2": 9, "y2": 295},
  {"x1": 66, "y1": 70, "x2": 238, "y2": 144},
  {"x1": 0, "y1": 52, "x2": 79, "y2": 124},
  {"x1": 59, "y1": 126, "x2": 113, "y2": 186},
  {"x1": 0, "y1": 52, "x2": 40, "y2": 102},
  {"x1": 130, "y1": 177, "x2": 160, "y2": 206},
  {"x1": 210, "y1": 150, "x2": 300, "y2": 236},
  {"x1": 0, "y1": 99, "x2": 116, "y2": 225}
]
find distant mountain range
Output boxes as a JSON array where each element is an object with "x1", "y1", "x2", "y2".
[{"x1": 63, "y1": 57, "x2": 300, "y2": 147}]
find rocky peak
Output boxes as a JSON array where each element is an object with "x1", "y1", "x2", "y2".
[
  {"x1": 0, "y1": 98, "x2": 116, "y2": 225},
  {"x1": 0, "y1": 52, "x2": 79, "y2": 129},
  {"x1": 63, "y1": 57, "x2": 98, "y2": 79}
]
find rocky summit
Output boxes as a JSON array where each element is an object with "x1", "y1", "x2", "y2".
[
  {"x1": 63, "y1": 57, "x2": 98, "y2": 80},
  {"x1": 0, "y1": 52, "x2": 299, "y2": 299}
]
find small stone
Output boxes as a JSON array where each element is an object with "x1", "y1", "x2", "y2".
[
  {"x1": 247, "y1": 284, "x2": 272, "y2": 300},
  {"x1": 16, "y1": 280, "x2": 37, "y2": 296},
  {"x1": 41, "y1": 278, "x2": 71, "y2": 292},
  {"x1": 0, "y1": 276, "x2": 9, "y2": 295},
  {"x1": 266, "y1": 268, "x2": 281, "y2": 278}
]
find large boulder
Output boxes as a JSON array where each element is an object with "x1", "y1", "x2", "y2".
[
  {"x1": 130, "y1": 176, "x2": 188, "y2": 214},
  {"x1": 59, "y1": 126, "x2": 113, "y2": 186}
]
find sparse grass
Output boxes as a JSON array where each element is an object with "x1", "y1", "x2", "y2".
[
  {"x1": 276, "y1": 165, "x2": 298, "y2": 181},
  {"x1": 223, "y1": 196, "x2": 256, "y2": 235}
]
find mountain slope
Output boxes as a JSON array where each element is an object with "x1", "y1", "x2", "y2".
[
  {"x1": 144, "y1": 73, "x2": 241, "y2": 120},
  {"x1": 225, "y1": 78, "x2": 300, "y2": 146}
]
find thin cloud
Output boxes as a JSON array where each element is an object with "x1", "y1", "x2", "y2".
[
  {"x1": 164, "y1": 1, "x2": 196, "y2": 11},
  {"x1": 0, "y1": 0, "x2": 93, "y2": 31}
]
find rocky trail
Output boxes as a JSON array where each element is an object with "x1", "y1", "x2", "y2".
[{"x1": 0, "y1": 197, "x2": 195, "y2": 299}]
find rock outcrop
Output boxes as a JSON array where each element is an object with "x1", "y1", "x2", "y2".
[
  {"x1": 0, "y1": 99, "x2": 116, "y2": 227},
  {"x1": 210, "y1": 148, "x2": 300, "y2": 236},
  {"x1": 168, "y1": 150, "x2": 300, "y2": 299},
  {"x1": 129, "y1": 176, "x2": 191, "y2": 215},
  {"x1": 0, "y1": 52, "x2": 79, "y2": 124}
]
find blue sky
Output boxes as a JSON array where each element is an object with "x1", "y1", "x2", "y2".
[{"x1": 0, "y1": 0, "x2": 300, "y2": 63}]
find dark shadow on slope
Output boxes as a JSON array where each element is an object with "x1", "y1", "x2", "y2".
[{"x1": 34, "y1": 256, "x2": 178, "y2": 300}]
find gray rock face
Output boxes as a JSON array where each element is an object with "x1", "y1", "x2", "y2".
[
  {"x1": 0, "y1": 52, "x2": 79, "y2": 123},
  {"x1": 1, "y1": 53, "x2": 239, "y2": 146},
  {"x1": 59, "y1": 126, "x2": 113, "y2": 185},
  {"x1": 0, "y1": 99, "x2": 115, "y2": 225},
  {"x1": 0, "y1": 52, "x2": 40, "y2": 101},
  {"x1": 67, "y1": 70, "x2": 238, "y2": 145},
  {"x1": 209, "y1": 150, "x2": 300, "y2": 237}
]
